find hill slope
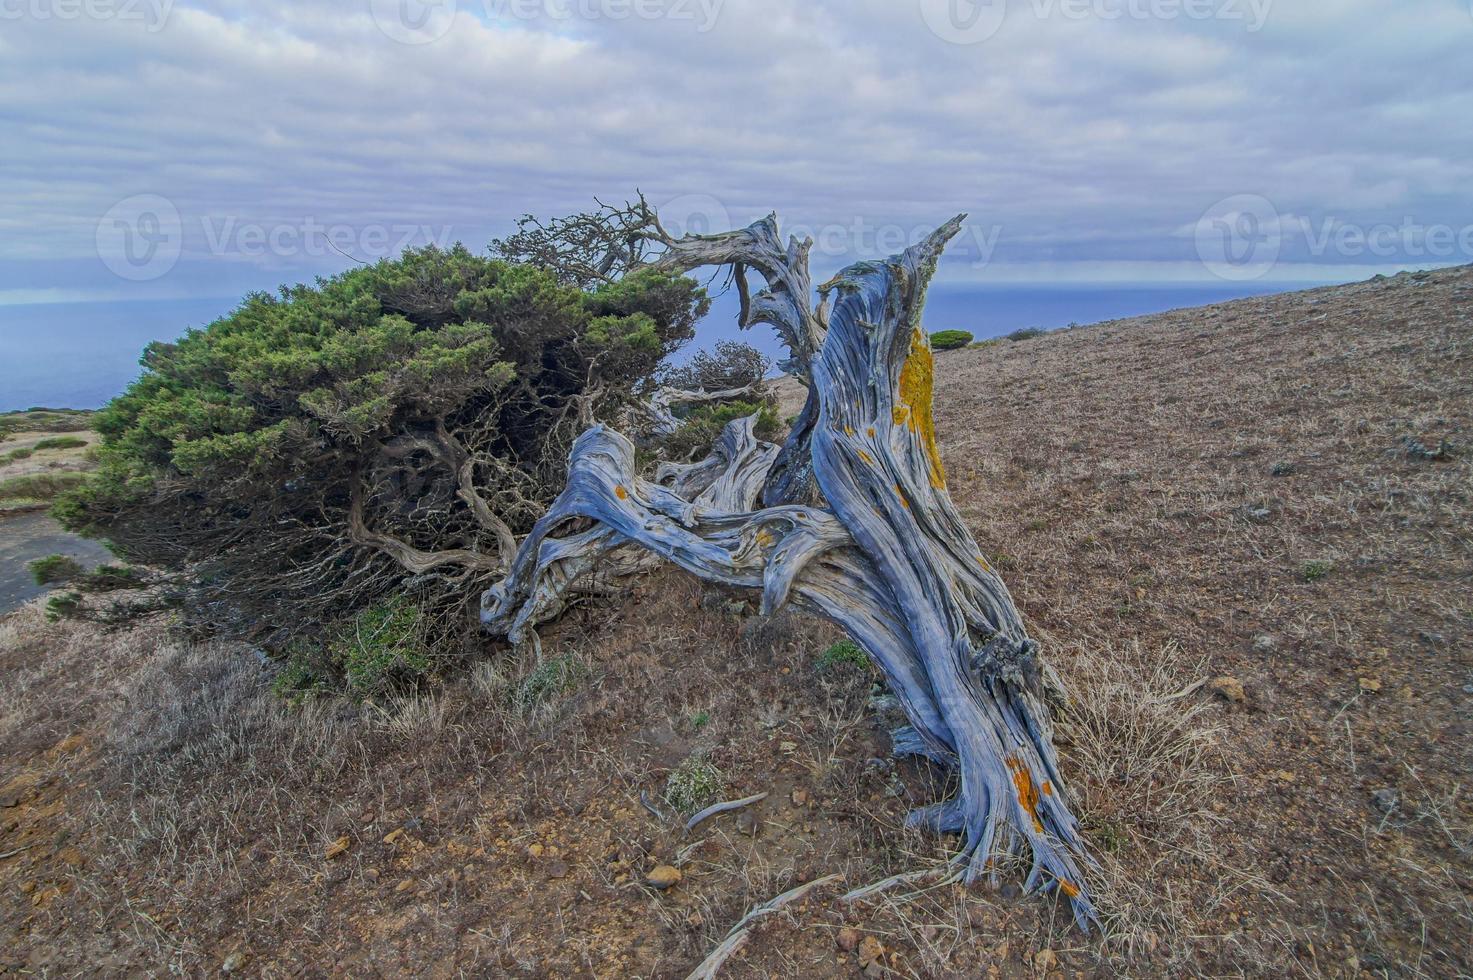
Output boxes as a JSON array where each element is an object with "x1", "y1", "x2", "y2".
[{"x1": 1, "y1": 266, "x2": 1469, "y2": 977}]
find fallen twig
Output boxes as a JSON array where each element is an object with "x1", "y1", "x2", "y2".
[
  {"x1": 685, "y1": 873, "x2": 843, "y2": 980},
  {"x1": 684, "y1": 791, "x2": 769, "y2": 835}
]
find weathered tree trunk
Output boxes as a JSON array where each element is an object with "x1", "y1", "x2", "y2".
[{"x1": 481, "y1": 214, "x2": 1097, "y2": 928}]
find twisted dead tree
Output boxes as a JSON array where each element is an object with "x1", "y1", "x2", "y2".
[{"x1": 482, "y1": 209, "x2": 1097, "y2": 928}]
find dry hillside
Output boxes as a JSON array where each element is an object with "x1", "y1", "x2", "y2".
[{"x1": 1, "y1": 266, "x2": 1469, "y2": 978}]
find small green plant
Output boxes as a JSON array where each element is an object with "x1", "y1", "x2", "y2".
[
  {"x1": 512, "y1": 652, "x2": 590, "y2": 714},
  {"x1": 32, "y1": 436, "x2": 88, "y2": 452},
  {"x1": 44, "y1": 591, "x2": 82, "y2": 622},
  {"x1": 660, "y1": 399, "x2": 782, "y2": 460},
  {"x1": 77, "y1": 564, "x2": 146, "y2": 592},
  {"x1": 272, "y1": 657, "x2": 327, "y2": 705},
  {"x1": 690, "y1": 709, "x2": 711, "y2": 731},
  {"x1": 331, "y1": 597, "x2": 432, "y2": 695},
  {"x1": 2, "y1": 447, "x2": 34, "y2": 463},
  {"x1": 664, "y1": 752, "x2": 724, "y2": 813},
  {"x1": 1301, "y1": 559, "x2": 1334, "y2": 582},
  {"x1": 1005, "y1": 327, "x2": 1047, "y2": 342},
  {"x1": 28, "y1": 554, "x2": 83, "y2": 585},
  {"x1": 929, "y1": 329, "x2": 973, "y2": 351},
  {"x1": 816, "y1": 639, "x2": 871, "y2": 673}
]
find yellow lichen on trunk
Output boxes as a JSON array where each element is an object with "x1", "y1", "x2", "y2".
[{"x1": 894, "y1": 328, "x2": 947, "y2": 489}]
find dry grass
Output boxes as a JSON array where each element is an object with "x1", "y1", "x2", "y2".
[{"x1": 3, "y1": 266, "x2": 1470, "y2": 977}]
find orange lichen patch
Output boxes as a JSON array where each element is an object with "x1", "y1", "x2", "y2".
[
  {"x1": 866, "y1": 426, "x2": 876, "y2": 438},
  {"x1": 755, "y1": 529, "x2": 775, "y2": 549},
  {"x1": 857, "y1": 449, "x2": 874, "y2": 465},
  {"x1": 1058, "y1": 878, "x2": 1080, "y2": 899},
  {"x1": 894, "y1": 484, "x2": 910, "y2": 508},
  {"x1": 896, "y1": 328, "x2": 947, "y2": 489},
  {"x1": 614, "y1": 485, "x2": 628, "y2": 500},
  {"x1": 1004, "y1": 753, "x2": 1045, "y2": 833},
  {"x1": 976, "y1": 555, "x2": 993, "y2": 573},
  {"x1": 1041, "y1": 780, "x2": 1054, "y2": 797},
  {"x1": 844, "y1": 425, "x2": 855, "y2": 437}
]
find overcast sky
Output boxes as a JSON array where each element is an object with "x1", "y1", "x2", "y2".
[{"x1": 2, "y1": 0, "x2": 1471, "y2": 306}]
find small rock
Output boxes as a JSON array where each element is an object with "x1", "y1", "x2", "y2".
[
  {"x1": 1033, "y1": 948, "x2": 1059, "y2": 971},
  {"x1": 1252, "y1": 635, "x2": 1277, "y2": 653},
  {"x1": 836, "y1": 926, "x2": 861, "y2": 952},
  {"x1": 1269, "y1": 461, "x2": 1295, "y2": 477},
  {"x1": 735, "y1": 810, "x2": 760, "y2": 837},
  {"x1": 382, "y1": 828, "x2": 405, "y2": 845},
  {"x1": 862, "y1": 961, "x2": 884, "y2": 978},
  {"x1": 546, "y1": 859, "x2": 570, "y2": 879},
  {"x1": 1358, "y1": 676, "x2": 1382, "y2": 694},
  {"x1": 857, "y1": 935, "x2": 885, "y2": 967},
  {"x1": 1371, "y1": 788, "x2": 1398, "y2": 812},
  {"x1": 1208, "y1": 676, "x2": 1246, "y2": 703},
  {"x1": 528, "y1": 843, "x2": 545, "y2": 858},
  {"x1": 791, "y1": 788, "x2": 809, "y2": 806},
  {"x1": 395, "y1": 878, "x2": 415, "y2": 893},
  {"x1": 645, "y1": 864, "x2": 682, "y2": 890},
  {"x1": 324, "y1": 836, "x2": 351, "y2": 860},
  {"x1": 221, "y1": 951, "x2": 247, "y2": 973}
]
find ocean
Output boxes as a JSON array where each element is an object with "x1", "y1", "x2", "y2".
[{"x1": 0, "y1": 282, "x2": 1307, "y2": 412}]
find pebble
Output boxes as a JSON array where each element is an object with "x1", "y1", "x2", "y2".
[
  {"x1": 836, "y1": 926, "x2": 861, "y2": 952},
  {"x1": 221, "y1": 951, "x2": 247, "y2": 973},
  {"x1": 645, "y1": 865, "x2": 682, "y2": 890},
  {"x1": 1208, "y1": 676, "x2": 1246, "y2": 703},
  {"x1": 1371, "y1": 788, "x2": 1398, "y2": 812}
]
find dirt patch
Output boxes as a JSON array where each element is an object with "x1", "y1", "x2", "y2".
[
  {"x1": 0, "y1": 512, "x2": 115, "y2": 615},
  {"x1": 1, "y1": 266, "x2": 1469, "y2": 977}
]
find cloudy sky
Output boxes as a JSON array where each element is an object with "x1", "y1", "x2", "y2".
[{"x1": 2, "y1": 0, "x2": 1471, "y2": 308}]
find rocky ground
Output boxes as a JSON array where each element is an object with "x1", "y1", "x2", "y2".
[{"x1": 1, "y1": 266, "x2": 1469, "y2": 977}]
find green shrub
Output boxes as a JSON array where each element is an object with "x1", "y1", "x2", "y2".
[
  {"x1": 690, "y1": 709, "x2": 711, "y2": 731},
  {"x1": 53, "y1": 245, "x2": 707, "y2": 675},
  {"x1": 512, "y1": 652, "x2": 591, "y2": 714},
  {"x1": 44, "y1": 591, "x2": 82, "y2": 622},
  {"x1": 32, "y1": 436, "x2": 88, "y2": 451},
  {"x1": 77, "y1": 564, "x2": 147, "y2": 593},
  {"x1": 929, "y1": 329, "x2": 973, "y2": 351},
  {"x1": 28, "y1": 554, "x2": 83, "y2": 585},
  {"x1": 0, "y1": 471, "x2": 88, "y2": 502},
  {"x1": 1301, "y1": 559, "x2": 1334, "y2": 582},
  {"x1": 272, "y1": 657, "x2": 327, "y2": 705},
  {"x1": 332, "y1": 597, "x2": 433, "y2": 695},
  {"x1": 1005, "y1": 327, "x2": 1047, "y2": 342},
  {"x1": 816, "y1": 639, "x2": 872, "y2": 673},
  {"x1": 664, "y1": 752, "x2": 724, "y2": 813},
  {"x1": 2, "y1": 447, "x2": 34, "y2": 463},
  {"x1": 659, "y1": 399, "x2": 782, "y2": 460}
]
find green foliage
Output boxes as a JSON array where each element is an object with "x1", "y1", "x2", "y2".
[
  {"x1": 929, "y1": 329, "x2": 973, "y2": 351},
  {"x1": 53, "y1": 245, "x2": 707, "y2": 674},
  {"x1": 2, "y1": 447, "x2": 34, "y2": 463},
  {"x1": 690, "y1": 709, "x2": 711, "y2": 731},
  {"x1": 44, "y1": 591, "x2": 82, "y2": 623},
  {"x1": 272, "y1": 657, "x2": 328, "y2": 706},
  {"x1": 512, "y1": 653, "x2": 590, "y2": 714},
  {"x1": 1301, "y1": 559, "x2": 1334, "y2": 582},
  {"x1": 664, "y1": 752, "x2": 724, "y2": 813},
  {"x1": 333, "y1": 597, "x2": 433, "y2": 695},
  {"x1": 659, "y1": 400, "x2": 782, "y2": 461},
  {"x1": 32, "y1": 436, "x2": 88, "y2": 451},
  {"x1": 662, "y1": 340, "x2": 770, "y2": 391},
  {"x1": 816, "y1": 639, "x2": 872, "y2": 674},
  {"x1": 77, "y1": 564, "x2": 147, "y2": 593},
  {"x1": 29, "y1": 554, "x2": 83, "y2": 585},
  {"x1": 1005, "y1": 327, "x2": 1047, "y2": 342}
]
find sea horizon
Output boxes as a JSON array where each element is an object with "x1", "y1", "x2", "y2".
[{"x1": 0, "y1": 280, "x2": 1323, "y2": 413}]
